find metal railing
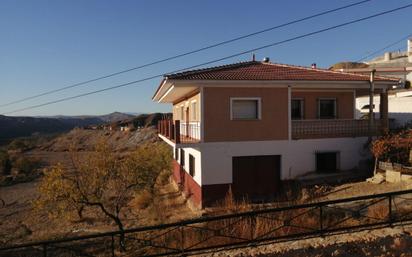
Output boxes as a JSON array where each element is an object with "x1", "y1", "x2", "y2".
[
  {"x1": 292, "y1": 119, "x2": 382, "y2": 139},
  {"x1": 2, "y1": 189, "x2": 412, "y2": 256},
  {"x1": 158, "y1": 120, "x2": 200, "y2": 144}
]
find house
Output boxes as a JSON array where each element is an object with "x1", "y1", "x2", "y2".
[
  {"x1": 152, "y1": 59, "x2": 398, "y2": 208},
  {"x1": 336, "y1": 38, "x2": 412, "y2": 84},
  {"x1": 356, "y1": 88, "x2": 412, "y2": 127}
]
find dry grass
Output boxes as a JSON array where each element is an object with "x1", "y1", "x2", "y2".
[{"x1": 132, "y1": 190, "x2": 153, "y2": 209}]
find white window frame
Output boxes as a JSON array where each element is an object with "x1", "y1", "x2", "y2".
[
  {"x1": 317, "y1": 98, "x2": 337, "y2": 119},
  {"x1": 291, "y1": 98, "x2": 304, "y2": 120},
  {"x1": 191, "y1": 100, "x2": 197, "y2": 121},
  {"x1": 230, "y1": 97, "x2": 262, "y2": 120}
]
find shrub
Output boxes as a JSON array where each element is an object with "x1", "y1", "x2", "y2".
[
  {"x1": 0, "y1": 150, "x2": 12, "y2": 176},
  {"x1": 13, "y1": 156, "x2": 41, "y2": 175}
]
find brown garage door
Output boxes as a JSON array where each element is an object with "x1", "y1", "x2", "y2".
[{"x1": 232, "y1": 155, "x2": 281, "y2": 202}]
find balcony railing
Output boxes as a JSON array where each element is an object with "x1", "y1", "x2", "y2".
[
  {"x1": 158, "y1": 120, "x2": 200, "y2": 144},
  {"x1": 292, "y1": 119, "x2": 382, "y2": 139}
]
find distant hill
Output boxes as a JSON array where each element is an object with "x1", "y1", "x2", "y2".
[
  {"x1": 0, "y1": 112, "x2": 136, "y2": 143},
  {"x1": 329, "y1": 62, "x2": 369, "y2": 70},
  {"x1": 106, "y1": 113, "x2": 172, "y2": 130}
]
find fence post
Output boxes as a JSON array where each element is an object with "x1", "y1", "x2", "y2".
[
  {"x1": 111, "y1": 235, "x2": 115, "y2": 257},
  {"x1": 319, "y1": 204, "x2": 324, "y2": 236},
  {"x1": 43, "y1": 243, "x2": 47, "y2": 257},
  {"x1": 180, "y1": 226, "x2": 185, "y2": 254},
  {"x1": 388, "y1": 195, "x2": 393, "y2": 226}
]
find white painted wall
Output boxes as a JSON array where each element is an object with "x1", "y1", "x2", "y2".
[
  {"x1": 163, "y1": 134, "x2": 370, "y2": 186},
  {"x1": 198, "y1": 137, "x2": 370, "y2": 185},
  {"x1": 173, "y1": 145, "x2": 202, "y2": 185},
  {"x1": 357, "y1": 92, "x2": 412, "y2": 127}
]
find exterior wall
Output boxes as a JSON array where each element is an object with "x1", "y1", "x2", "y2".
[
  {"x1": 292, "y1": 90, "x2": 355, "y2": 119},
  {"x1": 172, "y1": 160, "x2": 202, "y2": 207},
  {"x1": 203, "y1": 87, "x2": 289, "y2": 142},
  {"x1": 173, "y1": 146, "x2": 202, "y2": 185},
  {"x1": 357, "y1": 92, "x2": 412, "y2": 127},
  {"x1": 172, "y1": 92, "x2": 201, "y2": 122},
  {"x1": 199, "y1": 137, "x2": 370, "y2": 184}
]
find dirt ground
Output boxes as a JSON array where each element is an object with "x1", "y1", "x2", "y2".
[
  {"x1": 198, "y1": 224, "x2": 412, "y2": 257},
  {"x1": 0, "y1": 166, "x2": 199, "y2": 245},
  {"x1": 0, "y1": 128, "x2": 201, "y2": 246}
]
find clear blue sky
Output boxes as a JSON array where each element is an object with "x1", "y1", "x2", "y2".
[{"x1": 0, "y1": 0, "x2": 411, "y2": 116}]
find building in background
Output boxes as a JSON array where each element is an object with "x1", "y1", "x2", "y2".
[
  {"x1": 336, "y1": 39, "x2": 412, "y2": 83},
  {"x1": 334, "y1": 39, "x2": 412, "y2": 127}
]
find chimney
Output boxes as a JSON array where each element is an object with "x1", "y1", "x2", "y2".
[
  {"x1": 262, "y1": 57, "x2": 270, "y2": 63},
  {"x1": 384, "y1": 52, "x2": 392, "y2": 61},
  {"x1": 252, "y1": 53, "x2": 256, "y2": 61},
  {"x1": 311, "y1": 63, "x2": 317, "y2": 69},
  {"x1": 408, "y1": 38, "x2": 412, "y2": 62}
]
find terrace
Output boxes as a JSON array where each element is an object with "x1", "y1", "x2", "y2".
[{"x1": 158, "y1": 119, "x2": 201, "y2": 144}]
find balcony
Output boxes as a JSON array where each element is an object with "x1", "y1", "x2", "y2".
[
  {"x1": 158, "y1": 120, "x2": 201, "y2": 144},
  {"x1": 292, "y1": 119, "x2": 382, "y2": 139}
]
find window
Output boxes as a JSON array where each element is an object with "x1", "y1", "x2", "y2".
[
  {"x1": 174, "y1": 148, "x2": 179, "y2": 160},
  {"x1": 318, "y1": 99, "x2": 336, "y2": 119},
  {"x1": 189, "y1": 154, "x2": 195, "y2": 177},
  {"x1": 191, "y1": 101, "x2": 197, "y2": 120},
  {"x1": 316, "y1": 152, "x2": 339, "y2": 173},
  {"x1": 180, "y1": 106, "x2": 184, "y2": 120},
  {"x1": 291, "y1": 99, "x2": 304, "y2": 120},
  {"x1": 231, "y1": 98, "x2": 261, "y2": 120},
  {"x1": 180, "y1": 149, "x2": 185, "y2": 166}
]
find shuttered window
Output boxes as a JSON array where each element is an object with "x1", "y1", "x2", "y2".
[
  {"x1": 189, "y1": 154, "x2": 195, "y2": 177},
  {"x1": 291, "y1": 99, "x2": 304, "y2": 120},
  {"x1": 231, "y1": 98, "x2": 260, "y2": 120},
  {"x1": 180, "y1": 149, "x2": 185, "y2": 166},
  {"x1": 318, "y1": 99, "x2": 336, "y2": 119}
]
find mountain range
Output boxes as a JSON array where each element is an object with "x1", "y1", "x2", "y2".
[{"x1": 0, "y1": 112, "x2": 136, "y2": 143}]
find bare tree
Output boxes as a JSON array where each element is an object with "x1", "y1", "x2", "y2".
[{"x1": 34, "y1": 140, "x2": 171, "y2": 248}]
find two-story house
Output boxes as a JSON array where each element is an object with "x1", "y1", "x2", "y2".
[{"x1": 152, "y1": 59, "x2": 398, "y2": 208}]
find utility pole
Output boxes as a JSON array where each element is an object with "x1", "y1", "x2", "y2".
[{"x1": 368, "y1": 69, "x2": 376, "y2": 142}]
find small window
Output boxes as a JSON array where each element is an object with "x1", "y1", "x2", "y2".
[
  {"x1": 180, "y1": 106, "x2": 184, "y2": 120},
  {"x1": 231, "y1": 98, "x2": 260, "y2": 120},
  {"x1": 189, "y1": 154, "x2": 195, "y2": 177},
  {"x1": 291, "y1": 99, "x2": 304, "y2": 120},
  {"x1": 174, "y1": 148, "x2": 179, "y2": 160},
  {"x1": 316, "y1": 152, "x2": 339, "y2": 173},
  {"x1": 191, "y1": 101, "x2": 197, "y2": 120},
  {"x1": 180, "y1": 149, "x2": 185, "y2": 166},
  {"x1": 318, "y1": 99, "x2": 336, "y2": 119}
]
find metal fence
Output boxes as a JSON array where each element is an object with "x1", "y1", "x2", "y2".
[{"x1": 2, "y1": 189, "x2": 412, "y2": 257}]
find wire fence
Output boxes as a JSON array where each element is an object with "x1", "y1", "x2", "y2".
[{"x1": 2, "y1": 189, "x2": 412, "y2": 256}]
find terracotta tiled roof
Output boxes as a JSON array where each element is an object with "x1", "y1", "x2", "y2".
[{"x1": 165, "y1": 61, "x2": 398, "y2": 82}]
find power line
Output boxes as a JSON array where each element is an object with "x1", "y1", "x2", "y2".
[
  {"x1": 3, "y1": 2, "x2": 412, "y2": 115},
  {"x1": 0, "y1": 0, "x2": 373, "y2": 108},
  {"x1": 356, "y1": 33, "x2": 412, "y2": 62}
]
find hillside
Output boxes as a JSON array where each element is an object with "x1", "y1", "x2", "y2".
[
  {"x1": 329, "y1": 61, "x2": 369, "y2": 70},
  {"x1": 0, "y1": 112, "x2": 136, "y2": 143}
]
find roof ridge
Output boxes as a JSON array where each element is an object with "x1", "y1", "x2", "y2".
[
  {"x1": 264, "y1": 62, "x2": 398, "y2": 81},
  {"x1": 165, "y1": 60, "x2": 259, "y2": 79}
]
